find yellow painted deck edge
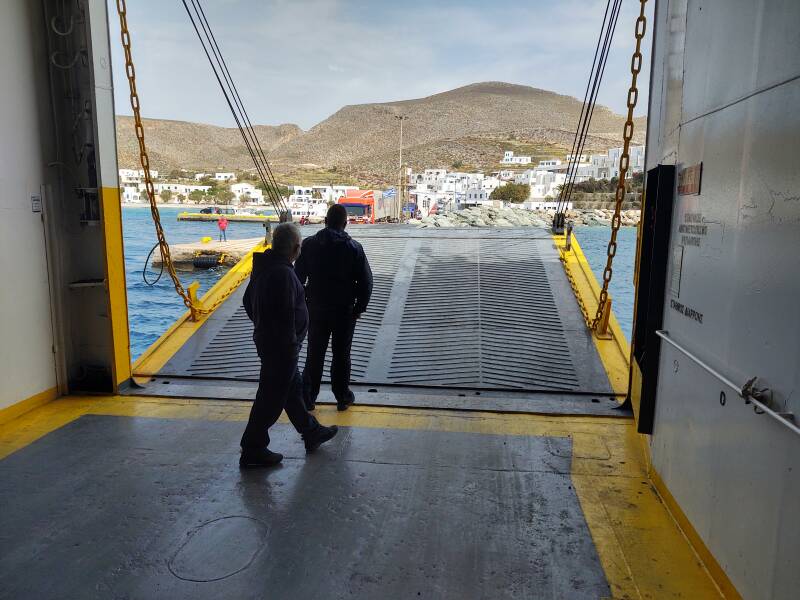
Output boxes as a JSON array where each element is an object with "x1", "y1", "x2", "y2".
[
  {"x1": 0, "y1": 386, "x2": 59, "y2": 426},
  {"x1": 101, "y1": 186, "x2": 132, "y2": 387},
  {"x1": 131, "y1": 241, "x2": 266, "y2": 376},
  {"x1": 650, "y1": 466, "x2": 743, "y2": 599},
  {"x1": 553, "y1": 232, "x2": 630, "y2": 396}
]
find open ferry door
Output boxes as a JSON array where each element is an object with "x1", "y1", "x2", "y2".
[{"x1": 629, "y1": 164, "x2": 675, "y2": 434}]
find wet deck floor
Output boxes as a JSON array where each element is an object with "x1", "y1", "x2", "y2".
[{"x1": 0, "y1": 395, "x2": 725, "y2": 599}]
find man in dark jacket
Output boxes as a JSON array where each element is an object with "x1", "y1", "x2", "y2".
[
  {"x1": 239, "y1": 223, "x2": 338, "y2": 467},
  {"x1": 295, "y1": 204, "x2": 373, "y2": 411}
]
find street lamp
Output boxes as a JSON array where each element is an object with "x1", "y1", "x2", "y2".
[{"x1": 395, "y1": 114, "x2": 408, "y2": 220}]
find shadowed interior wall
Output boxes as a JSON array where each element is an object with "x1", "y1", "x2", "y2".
[{"x1": 0, "y1": 0, "x2": 58, "y2": 410}]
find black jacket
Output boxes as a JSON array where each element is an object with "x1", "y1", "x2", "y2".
[
  {"x1": 243, "y1": 249, "x2": 308, "y2": 352},
  {"x1": 294, "y1": 227, "x2": 373, "y2": 314}
]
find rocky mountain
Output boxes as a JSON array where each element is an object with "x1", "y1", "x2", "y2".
[
  {"x1": 116, "y1": 82, "x2": 645, "y2": 183},
  {"x1": 115, "y1": 117, "x2": 302, "y2": 173}
]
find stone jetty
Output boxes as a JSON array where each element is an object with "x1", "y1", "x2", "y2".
[{"x1": 410, "y1": 206, "x2": 641, "y2": 228}]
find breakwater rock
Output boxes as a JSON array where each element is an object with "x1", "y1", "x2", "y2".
[{"x1": 409, "y1": 206, "x2": 641, "y2": 228}]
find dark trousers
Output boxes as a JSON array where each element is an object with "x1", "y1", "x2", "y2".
[
  {"x1": 219, "y1": 229, "x2": 227, "y2": 241},
  {"x1": 241, "y1": 347, "x2": 318, "y2": 449},
  {"x1": 303, "y1": 308, "x2": 357, "y2": 403}
]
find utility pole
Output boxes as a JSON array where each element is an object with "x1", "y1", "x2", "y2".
[{"x1": 395, "y1": 115, "x2": 408, "y2": 220}]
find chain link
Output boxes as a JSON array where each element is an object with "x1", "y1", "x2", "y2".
[
  {"x1": 115, "y1": 0, "x2": 252, "y2": 318},
  {"x1": 560, "y1": 249, "x2": 593, "y2": 327},
  {"x1": 591, "y1": 0, "x2": 648, "y2": 330}
]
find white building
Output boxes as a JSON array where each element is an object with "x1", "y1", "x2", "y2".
[
  {"x1": 500, "y1": 151, "x2": 532, "y2": 165},
  {"x1": 586, "y1": 145, "x2": 645, "y2": 179},
  {"x1": 122, "y1": 186, "x2": 143, "y2": 203},
  {"x1": 152, "y1": 182, "x2": 211, "y2": 200},
  {"x1": 214, "y1": 172, "x2": 236, "y2": 182},
  {"x1": 464, "y1": 188, "x2": 490, "y2": 206},
  {"x1": 118, "y1": 168, "x2": 158, "y2": 185},
  {"x1": 536, "y1": 160, "x2": 562, "y2": 170},
  {"x1": 230, "y1": 182, "x2": 264, "y2": 204},
  {"x1": 194, "y1": 173, "x2": 209, "y2": 181},
  {"x1": 515, "y1": 169, "x2": 568, "y2": 200},
  {"x1": 407, "y1": 169, "x2": 508, "y2": 215}
]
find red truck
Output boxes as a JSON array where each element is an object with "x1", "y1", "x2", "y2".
[{"x1": 337, "y1": 190, "x2": 390, "y2": 224}]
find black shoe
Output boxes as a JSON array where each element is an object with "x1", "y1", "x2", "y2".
[
  {"x1": 302, "y1": 425, "x2": 339, "y2": 452},
  {"x1": 336, "y1": 390, "x2": 355, "y2": 412},
  {"x1": 239, "y1": 448, "x2": 284, "y2": 468}
]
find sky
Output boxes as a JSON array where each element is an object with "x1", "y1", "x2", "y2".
[{"x1": 108, "y1": 0, "x2": 653, "y2": 130}]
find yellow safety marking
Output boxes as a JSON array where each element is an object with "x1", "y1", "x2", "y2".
[
  {"x1": 131, "y1": 242, "x2": 265, "y2": 377},
  {"x1": 100, "y1": 186, "x2": 132, "y2": 386},
  {"x1": 649, "y1": 468, "x2": 743, "y2": 600},
  {"x1": 0, "y1": 386, "x2": 58, "y2": 426},
  {"x1": 554, "y1": 232, "x2": 630, "y2": 396},
  {"x1": 0, "y1": 394, "x2": 725, "y2": 599}
]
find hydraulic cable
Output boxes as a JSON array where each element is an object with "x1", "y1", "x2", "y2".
[
  {"x1": 180, "y1": 0, "x2": 288, "y2": 216},
  {"x1": 555, "y1": 0, "x2": 621, "y2": 219},
  {"x1": 558, "y1": 0, "x2": 613, "y2": 217},
  {"x1": 142, "y1": 242, "x2": 164, "y2": 286},
  {"x1": 184, "y1": 0, "x2": 284, "y2": 212},
  {"x1": 559, "y1": 0, "x2": 622, "y2": 215},
  {"x1": 190, "y1": 0, "x2": 288, "y2": 215}
]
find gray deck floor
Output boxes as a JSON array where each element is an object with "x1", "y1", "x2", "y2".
[
  {"x1": 141, "y1": 227, "x2": 616, "y2": 413},
  {"x1": 0, "y1": 415, "x2": 610, "y2": 600}
]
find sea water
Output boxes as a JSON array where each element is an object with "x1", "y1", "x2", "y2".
[
  {"x1": 123, "y1": 206, "x2": 637, "y2": 359},
  {"x1": 573, "y1": 226, "x2": 636, "y2": 341},
  {"x1": 123, "y1": 206, "x2": 269, "y2": 359}
]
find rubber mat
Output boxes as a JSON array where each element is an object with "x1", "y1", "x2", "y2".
[{"x1": 153, "y1": 227, "x2": 612, "y2": 395}]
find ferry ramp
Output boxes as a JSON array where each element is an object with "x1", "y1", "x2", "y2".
[{"x1": 139, "y1": 226, "x2": 621, "y2": 416}]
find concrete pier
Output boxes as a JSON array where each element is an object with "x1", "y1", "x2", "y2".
[{"x1": 152, "y1": 237, "x2": 263, "y2": 267}]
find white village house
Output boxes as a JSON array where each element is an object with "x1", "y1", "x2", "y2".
[
  {"x1": 500, "y1": 151, "x2": 532, "y2": 165},
  {"x1": 230, "y1": 182, "x2": 264, "y2": 204}
]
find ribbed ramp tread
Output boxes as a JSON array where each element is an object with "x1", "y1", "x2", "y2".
[
  {"x1": 156, "y1": 227, "x2": 610, "y2": 395},
  {"x1": 181, "y1": 237, "x2": 406, "y2": 381},
  {"x1": 387, "y1": 239, "x2": 579, "y2": 390}
]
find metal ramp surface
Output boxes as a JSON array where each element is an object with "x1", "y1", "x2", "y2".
[{"x1": 148, "y1": 227, "x2": 614, "y2": 407}]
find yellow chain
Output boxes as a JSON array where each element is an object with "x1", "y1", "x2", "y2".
[
  {"x1": 591, "y1": 0, "x2": 648, "y2": 330},
  {"x1": 115, "y1": 0, "x2": 250, "y2": 318},
  {"x1": 559, "y1": 249, "x2": 592, "y2": 327}
]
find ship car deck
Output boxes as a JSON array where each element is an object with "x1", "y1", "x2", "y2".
[
  {"x1": 138, "y1": 227, "x2": 620, "y2": 416},
  {"x1": 0, "y1": 395, "x2": 725, "y2": 599}
]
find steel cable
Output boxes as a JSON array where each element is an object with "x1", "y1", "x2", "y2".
[
  {"x1": 181, "y1": 0, "x2": 287, "y2": 216},
  {"x1": 556, "y1": 0, "x2": 621, "y2": 216}
]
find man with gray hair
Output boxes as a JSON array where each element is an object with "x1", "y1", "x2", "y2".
[{"x1": 239, "y1": 223, "x2": 338, "y2": 467}]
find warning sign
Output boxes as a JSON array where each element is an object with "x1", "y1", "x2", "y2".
[{"x1": 677, "y1": 163, "x2": 703, "y2": 195}]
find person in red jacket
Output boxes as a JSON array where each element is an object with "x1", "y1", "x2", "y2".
[{"x1": 217, "y1": 215, "x2": 228, "y2": 241}]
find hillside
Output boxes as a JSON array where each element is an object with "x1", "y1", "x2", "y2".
[
  {"x1": 115, "y1": 117, "x2": 302, "y2": 173},
  {"x1": 116, "y1": 81, "x2": 646, "y2": 183}
]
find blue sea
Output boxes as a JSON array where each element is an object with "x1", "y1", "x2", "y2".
[
  {"x1": 123, "y1": 206, "x2": 270, "y2": 359},
  {"x1": 123, "y1": 206, "x2": 636, "y2": 359}
]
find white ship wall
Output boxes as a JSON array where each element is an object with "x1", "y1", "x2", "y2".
[
  {"x1": 0, "y1": 1, "x2": 59, "y2": 409},
  {"x1": 646, "y1": 1, "x2": 800, "y2": 598}
]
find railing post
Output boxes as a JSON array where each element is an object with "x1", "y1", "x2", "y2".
[
  {"x1": 565, "y1": 221, "x2": 573, "y2": 251},
  {"x1": 188, "y1": 281, "x2": 202, "y2": 321},
  {"x1": 597, "y1": 297, "x2": 612, "y2": 337}
]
